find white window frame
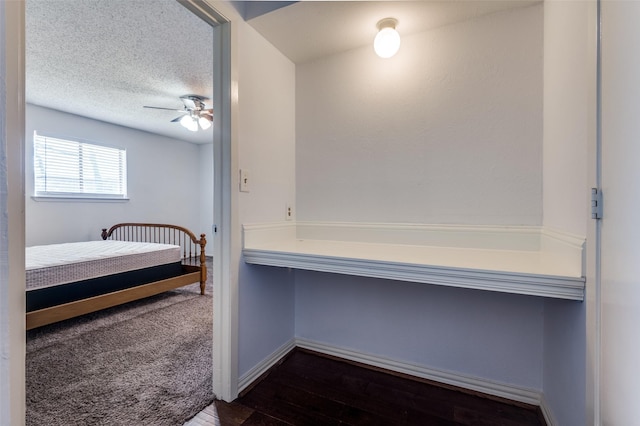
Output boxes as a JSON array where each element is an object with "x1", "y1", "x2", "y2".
[{"x1": 33, "y1": 131, "x2": 128, "y2": 201}]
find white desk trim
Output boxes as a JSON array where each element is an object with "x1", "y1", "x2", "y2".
[{"x1": 243, "y1": 222, "x2": 585, "y2": 301}]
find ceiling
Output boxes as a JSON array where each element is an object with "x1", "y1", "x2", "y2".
[
  {"x1": 247, "y1": 1, "x2": 539, "y2": 64},
  {"x1": 25, "y1": 0, "x2": 538, "y2": 145}
]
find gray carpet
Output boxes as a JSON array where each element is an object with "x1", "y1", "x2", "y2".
[{"x1": 26, "y1": 274, "x2": 214, "y2": 426}]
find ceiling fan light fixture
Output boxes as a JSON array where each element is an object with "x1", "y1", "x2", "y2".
[
  {"x1": 180, "y1": 114, "x2": 198, "y2": 132},
  {"x1": 198, "y1": 116, "x2": 212, "y2": 130},
  {"x1": 144, "y1": 95, "x2": 213, "y2": 132},
  {"x1": 374, "y1": 18, "x2": 400, "y2": 58}
]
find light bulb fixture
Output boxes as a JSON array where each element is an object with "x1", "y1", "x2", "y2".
[
  {"x1": 145, "y1": 95, "x2": 213, "y2": 132},
  {"x1": 144, "y1": 95, "x2": 213, "y2": 132},
  {"x1": 198, "y1": 116, "x2": 212, "y2": 130},
  {"x1": 180, "y1": 114, "x2": 198, "y2": 132},
  {"x1": 374, "y1": 18, "x2": 400, "y2": 58}
]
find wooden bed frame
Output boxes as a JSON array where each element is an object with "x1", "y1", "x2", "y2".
[{"x1": 26, "y1": 223, "x2": 207, "y2": 330}]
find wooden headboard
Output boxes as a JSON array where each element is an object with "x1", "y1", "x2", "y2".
[
  {"x1": 101, "y1": 223, "x2": 207, "y2": 294},
  {"x1": 101, "y1": 223, "x2": 205, "y2": 259}
]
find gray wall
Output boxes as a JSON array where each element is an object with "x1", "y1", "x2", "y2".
[
  {"x1": 295, "y1": 272, "x2": 544, "y2": 389},
  {"x1": 543, "y1": 299, "x2": 586, "y2": 425},
  {"x1": 25, "y1": 104, "x2": 211, "y2": 246}
]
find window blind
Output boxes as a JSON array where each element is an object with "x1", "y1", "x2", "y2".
[{"x1": 33, "y1": 132, "x2": 127, "y2": 198}]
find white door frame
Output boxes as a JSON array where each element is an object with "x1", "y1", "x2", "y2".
[
  {"x1": 1, "y1": 0, "x2": 26, "y2": 424},
  {"x1": 586, "y1": 0, "x2": 601, "y2": 424}
]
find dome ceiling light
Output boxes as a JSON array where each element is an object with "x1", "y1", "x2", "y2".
[{"x1": 374, "y1": 17, "x2": 401, "y2": 59}]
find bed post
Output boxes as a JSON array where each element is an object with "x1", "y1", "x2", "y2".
[{"x1": 199, "y1": 233, "x2": 207, "y2": 295}]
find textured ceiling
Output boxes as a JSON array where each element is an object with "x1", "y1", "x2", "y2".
[{"x1": 26, "y1": 0, "x2": 215, "y2": 144}]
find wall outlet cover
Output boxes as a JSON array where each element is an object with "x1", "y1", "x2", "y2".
[{"x1": 240, "y1": 169, "x2": 250, "y2": 192}]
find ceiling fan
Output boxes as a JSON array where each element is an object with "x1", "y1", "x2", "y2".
[{"x1": 143, "y1": 95, "x2": 213, "y2": 132}]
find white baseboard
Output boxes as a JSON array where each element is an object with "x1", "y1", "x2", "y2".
[
  {"x1": 539, "y1": 394, "x2": 556, "y2": 426},
  {"x1": 295, "y1": 338, "x2": 543, "y2": 407},
  {"x1": 237, "y1": 338, "x2": 545, "y2": 415},
  {"x1": 237, "y1": 338, "x2": 296, "y2": 394}
]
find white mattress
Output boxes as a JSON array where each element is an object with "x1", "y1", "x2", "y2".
[{"x1": 26, "y1": 240, "x2": 182, "y2": 291}]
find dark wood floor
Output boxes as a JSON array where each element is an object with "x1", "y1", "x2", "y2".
[{"x1": 214, "y1": 349, "x2": 546, "y2": 426}]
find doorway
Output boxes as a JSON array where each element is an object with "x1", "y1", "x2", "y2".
[
  {"x1": 178, "y1": 0, "x2": 234, "y2": 403},
  {"x1": 18, "y1": 0, "x2": 231, "y2": 420}
]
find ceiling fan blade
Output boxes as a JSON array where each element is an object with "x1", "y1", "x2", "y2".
[
  {"x1": 143, "y1": 105, "x2": 184, "y2": 112},
  {"x1": 145, "y1": 96, "x2": 211, "y2": 127}
]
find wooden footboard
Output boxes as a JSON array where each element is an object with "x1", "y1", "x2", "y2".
[{"x1": 101, "y1": 223, "x2": 207, "y2": 295}]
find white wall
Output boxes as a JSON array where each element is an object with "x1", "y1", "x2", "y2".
[
  {"x1": 293, "y1": 4, "x2": 545, "y2": 393},
  {"x1": 542, "y1": 1, "x2": 589, "y2": 236},
  {"x1": 600, "y1": 2, "x2": 640, "y2": 423},
  {"x1": 296, "y1": 4, "x2": 543, "y2": 226},
  {"x1": 25, "y1": 104, "x2": 206, "y2": 246},
  {"x1": 0, "y1": 0, "x2": 26, "y2": 424},
  {"x1": 235, "y1": 17, "x2": 296, "y2": 379},
  {"x1": 541, "y1": 2, "x2": 591, "y2": 424}
]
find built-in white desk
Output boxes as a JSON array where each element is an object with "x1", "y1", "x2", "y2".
[{"x1": 243, "y1": 222, "x2": 585, "y2": 301}]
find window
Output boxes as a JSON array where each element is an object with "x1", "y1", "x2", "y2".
[{"x1": 33, "y1": 132, "x2": 127, "y2": 199}]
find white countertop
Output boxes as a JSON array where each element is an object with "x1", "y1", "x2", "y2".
[{"x1": 243, "y1": 237, "x2": 585, "y2": 300}]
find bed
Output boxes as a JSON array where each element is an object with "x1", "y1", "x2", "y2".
[{"x1": 26, "y1": 223, "x2": 207, "y2": 330}]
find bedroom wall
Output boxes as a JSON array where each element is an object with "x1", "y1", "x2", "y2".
[
  {"x1": 296, "y1": 4, "x2": 543, "y2": 226},
  {"x1": 541, "y1": 2, "x2": 590, "y2": 424},
  {"x1": 25, "y1": 104, "x2": 206, "y2": 246},
  {"x1": 293, "y1": 4, "x2": 546, "y2": 392},
  {"x1": 235, "y1": 17, "x2": 296, "y2": 379}
]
